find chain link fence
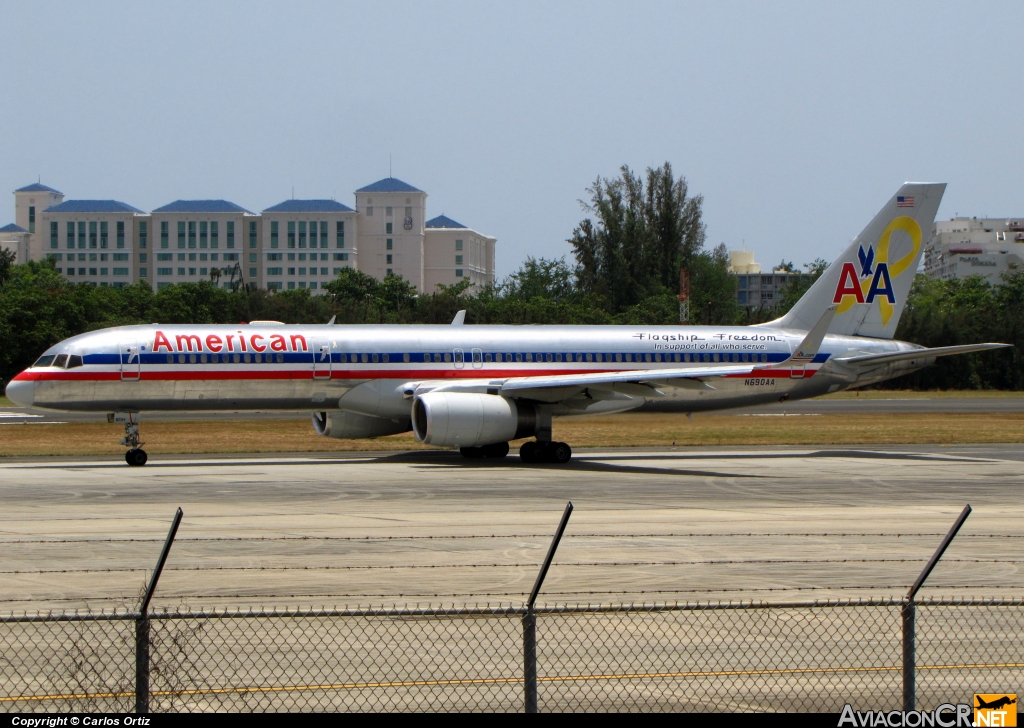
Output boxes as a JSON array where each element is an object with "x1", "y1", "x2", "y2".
[{"x1": 1, "y1": 598, "x2": 1021, "y2": 713}]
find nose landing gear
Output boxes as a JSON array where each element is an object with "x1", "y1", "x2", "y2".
[
  {"x1": 110, "y1": 413, "x2": 148, "y2": 467},
  {"x1": 519, "y1": 440, "x2": 572, "y2": 464}
]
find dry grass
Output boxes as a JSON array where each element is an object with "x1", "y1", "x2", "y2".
[{"x1": 1, "y1": 412, "x2": 1022, "y2": 457}]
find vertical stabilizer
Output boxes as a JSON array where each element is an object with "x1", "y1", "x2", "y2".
[{"x1": 766, "y1": 183, "x2": 945, "y2": 338}]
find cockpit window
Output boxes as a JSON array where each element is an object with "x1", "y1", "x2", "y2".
[
  {"x1": 52, "y1": 354, "x2": 68, "y2": 368},
  {"x1": 33, "y1": 355, "x2": 56, "y2": 368},
  {"x1": 66, "y1": 355, "x2": 84, "y2": 369}
]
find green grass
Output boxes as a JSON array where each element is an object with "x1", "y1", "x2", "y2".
[{"x1": 0, "y1": 396, "x2": 12, "y2": 407}]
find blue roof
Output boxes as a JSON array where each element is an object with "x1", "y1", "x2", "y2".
[
  {"x1": 355, "y1": 177, "x2": 423, "y2": 193},
  {"x1": 0, "y1": 223, "x2": 28, "y2": 233},
  {"x1": 16, "y1": 183, "x2": 62, "y2": 194},
  {"x1": 426, "y1": 214, "x2": 467, "y2": 229},
  {"x1": 263, "y1": 199, "x2": 354, "y2": 213},
  {"x1": 153, "y1": 200, "x2": 251, "y2": 213},
  {"x1": 44, "y1": 200, "x2": 143, "y2": 214}
]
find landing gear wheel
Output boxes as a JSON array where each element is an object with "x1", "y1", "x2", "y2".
[
  {"x1": 460, "y1": 446, "x2": 486, "y2": 459},
  {"x1": 519, "y1": 441, "x2": 540, "y2": 463},
  {"x1": 126, "y1": 448, "x2": 148, "y2": 467},
  {"x1": 548, "y1": 441, "x2": 572, "y2": 464}
]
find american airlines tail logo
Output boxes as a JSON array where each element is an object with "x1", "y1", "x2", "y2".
[{"x1": 832, "y1": 215, "x2": 922, "y2": 326}]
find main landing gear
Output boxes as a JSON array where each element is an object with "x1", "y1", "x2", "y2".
[
  {"x1": 519, "y1": 440, "x2": 572, "y2": 464},
  {"x1": 114, "y1": 415, "x2": 148, "y2": 467}
]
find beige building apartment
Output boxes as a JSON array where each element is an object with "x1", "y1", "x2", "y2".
[
  {"x1": 149, "y1": 200, "x2": 260, "y2": 290},
  {"x1": 260, "y1": 199, "x2": 358, "y2": 292},
  {"x1": 353, "y1": 178, "x2": 429, "y2": 290},
  {"x1": 4, "y1": 176, "x2": 497, "y2": 293},
  {"x1": 39, "y1": 200, "x2": 147, "y2": 288},
  {"x1": 424, "y1": 214, "x2": 496, "y2": 291}
]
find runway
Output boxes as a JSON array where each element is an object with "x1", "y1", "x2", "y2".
[{"x1": 0, "y1": 445, "x2": 1021, "y2": 613}]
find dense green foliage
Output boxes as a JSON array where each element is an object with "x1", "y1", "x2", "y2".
[{"x1": 0, "y1": 164, "x2": 1019, "y2": 390}]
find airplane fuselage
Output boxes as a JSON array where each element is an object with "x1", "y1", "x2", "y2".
[{"x1": 8, "y1": 322, "x2": 927, "y2": 417}]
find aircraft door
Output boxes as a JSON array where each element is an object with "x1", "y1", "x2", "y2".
[
  {"x1": 119, "y1": 340, "x2": 141, "y2": 381},
  {"x1": 453, "y1": 348, "x2": 465, "y2": 369},
  {"x1": 471, "y1": 348, "x2": 483, "y2": 369},
  {"x1": 791, "y1": 364, "x2": 806, "y2": 379},
  {"x1": 312, "y1": 338, "x2": 332, "y2": 380}
]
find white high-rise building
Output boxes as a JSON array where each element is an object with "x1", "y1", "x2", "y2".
[
  {"x1": 924, "y1": 217, "x2": 1024, "y2": 286},
  {"x1": 3, "y1": 177, "x2": 497, "y2": 294}
]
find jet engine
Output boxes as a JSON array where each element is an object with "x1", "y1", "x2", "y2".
[
  {"x1": 411, "y1": 392, "x2": 536, "y2": 447},
  {"x1": 312, "y1": 411, "x2": 411, "y2": 439}
]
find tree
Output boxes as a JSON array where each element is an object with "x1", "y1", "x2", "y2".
[
  {"x1": 0, "y1": 248, "x2": 16, "y2": 285},
  {"x1": 568, "y1": 162, "x2": 705, "y2": 314},
  {"x1": 774, "y1": 259, "x2": 796, "y2": 272}
]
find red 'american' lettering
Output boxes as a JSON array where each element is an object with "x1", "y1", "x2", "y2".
[{"x1": 153, "y1": 330, "x2": 306, "y2": 353}]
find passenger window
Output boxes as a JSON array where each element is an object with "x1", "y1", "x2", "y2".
[
  {"x1": 178, "y1": 354, "x2": 186, "y2": 364},
  {"x1": 403, "y1": 353, "x2": 410, "y2": 363},
  {"x1": 254, "y1": 353, "x2": 262, "y2": 363},
  {"x1": 66, "y1": 355, "x2": 83, "y2": 368},
  {"x1": 189, "y1": 354, "x2": 197, "y2": 364},
  {"x1": 372, "y1": 353, "x2": 379, "y2": 363},
  {"x1": 33, "y1": 355, "x2": 56, "y2": 368},
  {"x1": 233, "y1": 354, "x2": 240, "y2": 363},
  {"x1": 625, "y1": 354, "x2": 632, "y2": 362},
  {"x1": 484, "y1": 353, "x2": 492, "y2": 362},
  {"x1": 444, "y1": 353, "x2": 452, "y2": 362},
  {"x1": 361, "y1": 353, "x2": 368, "y2": 363},
  {"x1": 382, "y1": 354, "x2": 389, "y2": 362},
  {"x1": 166, "y1": 354, "x2": 173, "y2": 364},
  {"x1": 53, "y1": 354, "x2": 68, "y2": 368},
  {"x1": 243, "y1": 354, "x2": 250, "y2": 363},
  {"x1": 276, "y1": 354, "x2": 284, "y2": 363},
  {"x1": 554, "y1": 353, "x2": 561, "y2": 362}
]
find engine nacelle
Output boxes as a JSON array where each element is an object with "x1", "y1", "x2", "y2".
[
  {"x1": 312, "y1": 411, "x2": 411, "y2": 439},
  {"x1": 411, "y1": 393, "x2": 536, "y2": 447}
]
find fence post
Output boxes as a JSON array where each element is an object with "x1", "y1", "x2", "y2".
[
  {"x1": 523, "y1": 501, "x2": 573, "y2": 714},
  {"x1": 523, "y1": 611, "x2": 537, "y2": 713},
  {"x1": 902, "y1": 601, "x2": 915, "y2": 711},
  {"x1": 135, "y1": 618, "x2": 150, "y2": 714},
  {"x1": 136, "y1": 507, "x2": 183, "y2": 714},
  {"x1": 902, "y1": 504, "x2": 972, "y2": 712}
]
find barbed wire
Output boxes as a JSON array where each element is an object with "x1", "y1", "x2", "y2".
[
  {"x1": 3, "y1": 557, "x2": 1023, "y2": 575},
  {"x1": 1, "y1": 583, "x2": 1021, "y2": 606},
  {"x1": 0, "y1": 532, "x2": 1021, "y2": 545}
]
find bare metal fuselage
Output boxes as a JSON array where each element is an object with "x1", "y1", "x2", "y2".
[{"x1": 12, "y1": 323, "x2": 928, "y2": 420}]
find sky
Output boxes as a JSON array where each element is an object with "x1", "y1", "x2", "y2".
[{"x1": 1, "y1": 1, "x2": 1021, "y2": 277}]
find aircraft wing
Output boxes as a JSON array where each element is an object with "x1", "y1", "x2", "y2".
[
  {"x1": 834, "y1": 343, "x2": 1010, "y2": 368},
  {"x1": 498, "y1": 364, "x2": 755, "y2": 393}
]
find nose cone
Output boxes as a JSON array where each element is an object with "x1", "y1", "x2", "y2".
[{"x1": 5, "y1": 377, "x2": 35, "y2": 407}]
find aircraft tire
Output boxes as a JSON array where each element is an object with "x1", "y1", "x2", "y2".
[
  {"x1": 126, "y1": 449, "x2": 148, "y2": 467},
  {"x1": 460, "y1": 446, "x2": 485, "y2": 459},
  {"x1": 519, "y1": 441, "x2": 540, "y2": 463},
  {"x1": 549, "y1": 442, "x2": 572, "y2": 464}
]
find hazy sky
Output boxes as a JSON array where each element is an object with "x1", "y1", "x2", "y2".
[{"x1": 2, "y1": 1, "x2": 1021, "y2": 277}]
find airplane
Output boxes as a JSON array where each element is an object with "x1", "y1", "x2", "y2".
[
  {"x1": 4, "y1": 182, "x2": 1009, "y2": 466},
  {"x1": 976, "y1": 696, "x2": 1017, "y2": 711}
]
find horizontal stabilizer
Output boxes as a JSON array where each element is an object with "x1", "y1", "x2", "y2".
[
  {"x1": 775, "y1": 306, "x2": 835, "y2": 367},
  {"x1": 835, "y1": 343, "x2": 1010, "y2": 368}
]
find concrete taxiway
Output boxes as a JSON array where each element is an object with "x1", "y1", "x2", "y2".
[{"x1": 0, "y1": 445, "x2": 1021, "y2": 613}]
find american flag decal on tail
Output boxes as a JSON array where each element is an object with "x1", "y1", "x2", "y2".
[{"x1": 897, "y1": 195, "x2": 915, "y2": 208}]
